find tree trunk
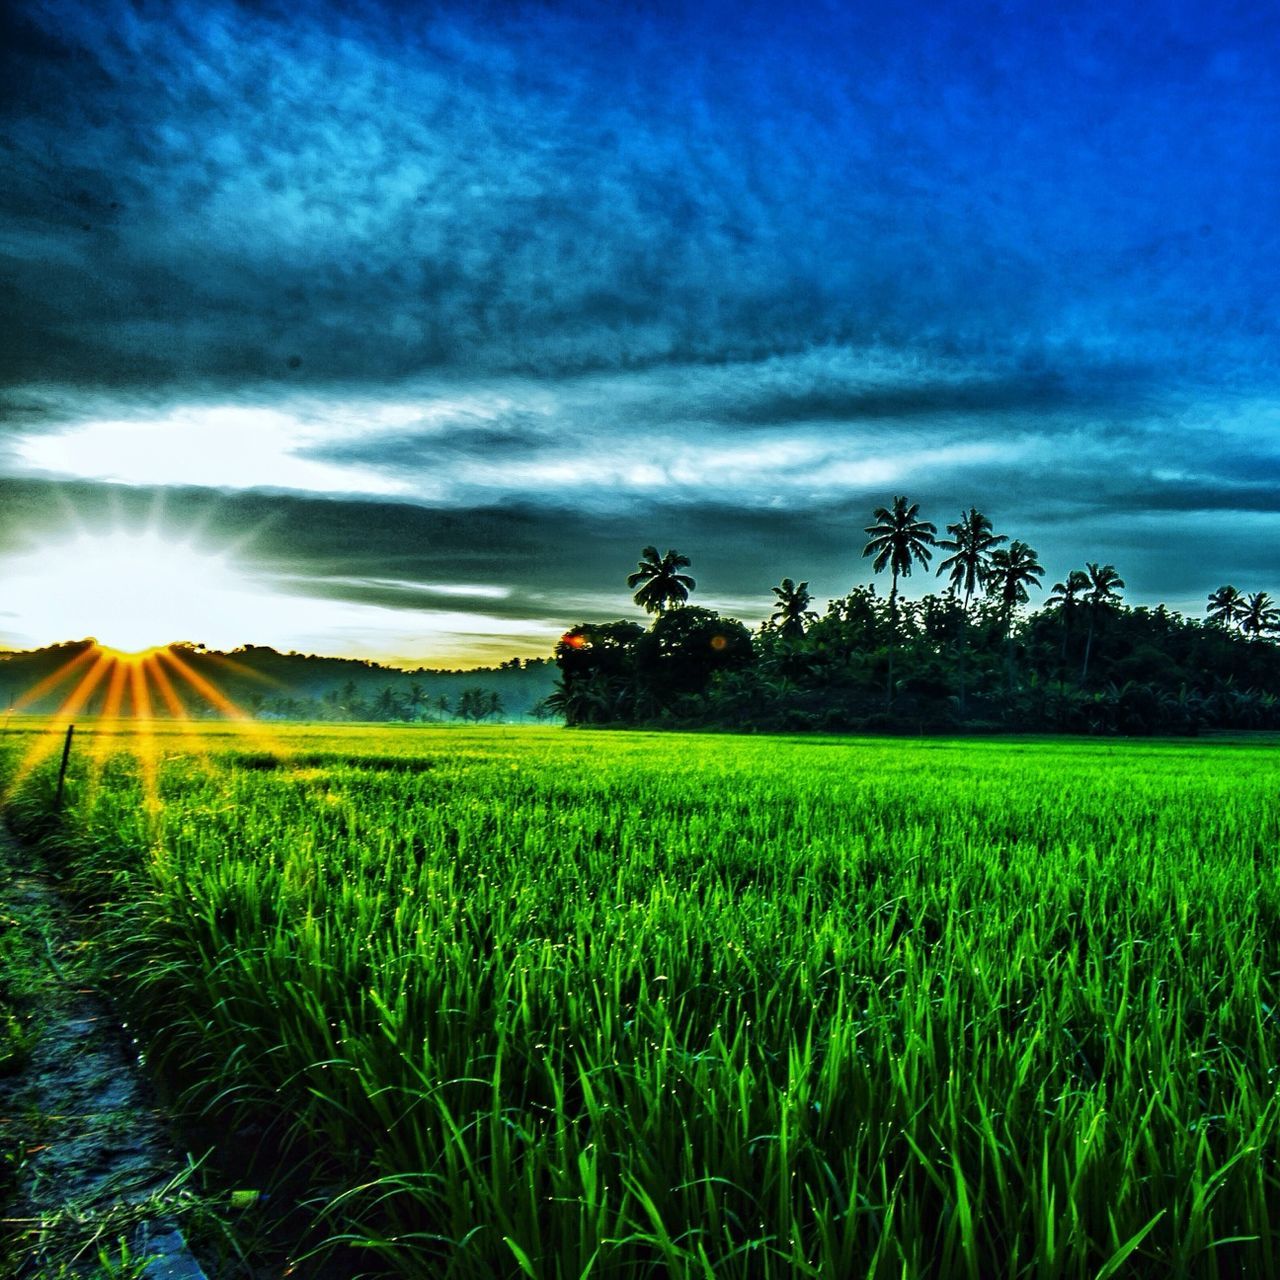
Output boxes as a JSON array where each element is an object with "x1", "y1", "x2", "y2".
[
  {"x1": 886, "y1": 571, "x2": 899, "y2": 712},
  {"x1": 1081, "y1": 615, "x2": 1095, "y2": 685}
]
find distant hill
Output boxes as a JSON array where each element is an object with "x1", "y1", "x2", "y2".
[{"x1": 0, "y1": 640, "x2": 560, "y2": 722}]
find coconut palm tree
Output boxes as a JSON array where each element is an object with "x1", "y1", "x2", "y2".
[
  {"x1": 863, "y1": 496, "x2": 935, "y2": 709},
  {"x1": 935, "y1": 508, "x2": 1005, "y2": 716},
  {"x1": 627, "y1": 546, "x2": 695, "y2": 616},
  {"x1": 770, "y1": 578, "x2": 814, "y2": 640},
  {"x1": 935, "y1": 508, "x2": 1006, "y2": 610},
  {"x1": 406, "y1": 682, "x2": 427, "y2": 721},
  {"x1": 988, "y1": 541, "x2": 1045, "y2": 623},
  {"x1": 987, "y1": 541, "x2": 1044, "y2": 692},
  {"x1": 1241, "y1": 592, "x2": 1280, "y2": 642},
  {"x1": 862, "y1": 497, "x2": 936, "y2": 625},
  {"x1": 1048, "y1": 569, "x2": 1091, "y2": 661},
  {"x1": 1207, "y1": 585, "x2": 1248, "y2": 631},
  {"x1": 1080, "y1": 562, "x2": 1125, "y2": 685}
]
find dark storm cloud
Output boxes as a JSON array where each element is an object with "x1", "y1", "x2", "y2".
[
  {"x1": 708, "y1": 365, "x2": 1157, "y2": 427},
  {"x1": 308, "y1": 412, "x2": 553, "y2": 470},
  {"x1": 5, "y1": 0, "x2": 1279, "y2": 397}
]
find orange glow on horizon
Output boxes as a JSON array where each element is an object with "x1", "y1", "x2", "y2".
[
  {"x1": 10, "y1": 646, "x2": 97, "y2": 713},
  {"x1": 2, "y1": 641, "x2": 281, "y2": 807}
]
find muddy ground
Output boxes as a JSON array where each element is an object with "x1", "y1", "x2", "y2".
[{"x1": 0, "y1": 826, "x2": 208, "y2": 1278}]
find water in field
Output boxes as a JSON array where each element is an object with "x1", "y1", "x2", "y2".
[{"x1": 4, "y1": 724, "x2": 1280, "y2": 1278}]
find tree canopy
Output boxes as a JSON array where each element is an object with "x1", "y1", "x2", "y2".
[{"x1": 552, "y1": 519, "x2": 1280, "y2": 735}]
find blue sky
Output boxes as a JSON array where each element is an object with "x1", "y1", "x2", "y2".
[{"x1": 2, "y1": 0, "x2": 1278, "y2": 663}]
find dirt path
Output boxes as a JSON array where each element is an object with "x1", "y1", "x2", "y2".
[{"x1": 0, "y1": 827, "x2": 208, "y2": 1278}]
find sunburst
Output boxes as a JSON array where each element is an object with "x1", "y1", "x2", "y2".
[
  {"x1": 0, "y1": 501, "x2": 299, "y2": 813},
  {"x1": 2, "y1": 641, "x2": 283, "y2": 811}
]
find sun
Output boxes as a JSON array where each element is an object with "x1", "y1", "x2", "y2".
[{"x1": 3, "y1": 529, "x2": 255, "y2": 653}]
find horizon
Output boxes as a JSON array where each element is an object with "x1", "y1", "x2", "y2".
[
  {"x1": 3, "y1": 0, "x2": 1278, "y2": 664},
  {"x1": 0, "y1": 633, "x2": 553, "y2": 675}
]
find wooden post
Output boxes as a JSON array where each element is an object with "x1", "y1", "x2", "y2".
[{"x1": 55, "y1": 724, "x2": 75, "y2": 811}]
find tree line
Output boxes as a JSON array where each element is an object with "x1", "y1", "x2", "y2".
[
  {"x1": 253, "y1": 682, "x2": 510, "y2": 723},
  {"x1": 550, "y1": 504, "x2": 1280, "y2": 735}
]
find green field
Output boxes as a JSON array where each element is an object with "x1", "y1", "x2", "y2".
[{"x1": 5, "y1": 723, "x2": 1280, "y2": 1277}]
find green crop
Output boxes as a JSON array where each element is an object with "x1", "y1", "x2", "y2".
[{"x1": 4, "y1": 723, "x2": 1280, "y2": 1278}]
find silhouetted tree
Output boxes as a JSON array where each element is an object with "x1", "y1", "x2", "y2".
[
  {"x1": 457, "y1": 687, "x2": 501, "y2": 722},
  {"x1": 987, "y1": 541, "x2": 1044, "y2": 693},
  {"x1": 988, "y1": 541, "x2": 1045, "y2": 626},
  {"x1": 547, "y1": 535, "x2": 1280, "y2": 737},
  {"x1": 1242, "y1": 592, "x2": 1280, "y2": 643},
  {"x1": 1207, "y1": 585, "x2": 1248, "y2": 631},
  {"x1": 935, "y1": 508, "x2": 1005, "y2": 716},
  {"x1": 863, "y1": 497, "x2": 937, "y2": 626},
  {"x1": 373, "y1": 686, "x2": 403, "y2": 720},
  {"x1": 770, "y1": 578, "x2": 814, "y2": 639},
  {"x1": 406, "y1": 683, "x2": 427, "y2": 721},
  {"x1": 1080, "y1": 563, "x2": 1126, "y2": 685},
  {"x1": 863, "y1": 496, "x2": 936, "y2": 709},
  {"x1": 554, "y1": 621, "x2": 646, "y2": 724},
  {"x1": 1048, "y1": 569, "x2": 1091, "y2": 662},
  {"x1": 936, "y1": 508, "x2": 1006, "y2": 610},
  {"x1": 627, "y1": 547, "x2": 695, "y2": 615},
  {"x1": 636, "y1": 607, "x2": 753, "y2": 709}
]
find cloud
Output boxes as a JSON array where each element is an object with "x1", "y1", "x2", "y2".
[
  {"x1": 3, "y1": 0, "x2": 1280, "y2": 657},
  {"x1": 4, "y1": 0, "x2": 1279, "y2": 400}
]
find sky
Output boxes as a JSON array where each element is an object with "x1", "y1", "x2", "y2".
[{"x1": 2, "y1": 0, "x2": 1279, "y2": 666}]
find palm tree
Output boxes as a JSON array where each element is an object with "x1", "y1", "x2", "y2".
[
  {"x1": 935, "y1": 508, "x2": 1006, "y2": 610},
  {"x1": 935, "y1": 508, "x2": 1005, "y2": 717},
  {"x1": 988, "y1": 542, "x2": 1045, "y2": 621},
  {"x1": 373, "y1": 686, "x2": 404, "y2": 720},
  {"x1": 1048, "y1": 569, "x2": 1091, "y2": 661},
  {"x1": 1241, "y1": 592, "x2": 1280, "y2": 643},
  {"x1": 406, "y1": 682, "x2": 427, "y2": 722},
  {"x1": 770, "y1": 578, "x2": 814, "y2": 640},
  {"x1": 862, "y1": 497, "x2": 937, "y2": 625},
  {"x1": 627, "y1": 546, "x2": 695, "y2": 616},
  {"x1": 987, "y1": 541, "x2": 1044, "y2": 692},
  {"x1": 863, "y1": 496, "x2": 936, "y2": 709},
  {"x1": 1080, "y1": 562, "x2": 1125, "y2": 685},
  {"x1": 1207, "y1": 585, "x2": 1248, "y2": 631}
]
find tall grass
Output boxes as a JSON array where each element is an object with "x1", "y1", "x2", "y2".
[{"x1": 5, "y1": 725, "x2": 1280, "y2": 1277}]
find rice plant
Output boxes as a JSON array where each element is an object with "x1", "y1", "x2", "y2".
[{"x1": 5, "y1": 724, "x2": 1280, "y2": 1277}]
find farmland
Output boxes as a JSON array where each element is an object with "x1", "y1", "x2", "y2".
[{"x1": 4, "y1": 723, "x2": 1280, "y2": 1277}]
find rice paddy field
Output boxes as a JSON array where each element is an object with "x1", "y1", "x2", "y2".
[{"x1": 4, "y1": 722, "x2": 1280, "y2": 1278}]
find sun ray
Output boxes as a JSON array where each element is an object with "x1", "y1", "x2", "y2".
[
  {"x1": 146, "y1": 655, "x2": 188, "y2": 719},
  {"x1": 129, "y1": 661, "x2": 154, "y2": 721},
  {"x1": 3, "y1": 634, "x2": 291, "y2": 817},
  {"x1": 84, "y1": 655, "x2": 134, "y2": 806},
  {"x1": 101, "y1": 656, "x2": 129, "y2": 719},
  {"x1": 10, "y1": 646, "x2": 97, "y2": 713},
  {"x1": 127, "y1": 660, "x2": 160, "y2": 815},
  {"x1": 52, "y1": 651, "x2": 114, "y2": 721},
  {"x1": 3, "y1": 651, "x2": 115, "y2": 801},
  {"x1": 157, "y1": 646, "x2": 287, "y2": 758},
  {"x1": 157, "y1": 647, "x2": 254, "y2": 722},
  {"x1": 201, "y1": 650, "x2": 286, "y2": 690},
  {"x1": 141, "y1": 652, "x2": 217, "y2": 770}
]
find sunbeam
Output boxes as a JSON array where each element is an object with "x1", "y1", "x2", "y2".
[{"x1": 2, "y1": 641, "x2": 286, "y2": 810}]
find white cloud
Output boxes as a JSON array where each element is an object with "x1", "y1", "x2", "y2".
[{"x1": 14, "y1": 405, "x2": 411, "y2": 497}]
